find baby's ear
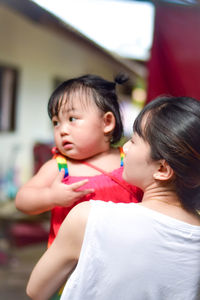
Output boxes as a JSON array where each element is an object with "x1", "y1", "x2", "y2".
[
  {"x1": 153, "y1": 160, "x2": 174, "y2": 181},
  {"x1": 103, "y1": 112, "x2": 115, "y2": 134}
]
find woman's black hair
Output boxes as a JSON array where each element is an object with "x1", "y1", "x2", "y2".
[
  {"x1": 48, "y1": 74, "x2": 128, "y2": 144},
  {"x1": 133, "y1": 96, "x2": 200, "y2": 213}
]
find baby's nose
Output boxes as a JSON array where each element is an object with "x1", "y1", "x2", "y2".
[{"x1": 60, "y1": 123, "x2": 69, "y2": 135}]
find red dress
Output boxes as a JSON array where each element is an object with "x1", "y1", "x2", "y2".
[{"x1": 48, "y1": 156, "x2": 143, "y2": 246}]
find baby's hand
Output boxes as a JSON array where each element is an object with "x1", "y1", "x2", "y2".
[{"x1": 50, "y1": 169, "x2": 94, "y2": 207}]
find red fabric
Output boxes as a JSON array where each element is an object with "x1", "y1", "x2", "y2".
[
  {"x1": 147, "y1": 4, "x2": 200, "y2": 103},
  {"x1": 82, "y1": 161, "x2": 135, "y2": 195},
  {"x1": 48, "y1": 167, "x2": 143, "y2": 246}
]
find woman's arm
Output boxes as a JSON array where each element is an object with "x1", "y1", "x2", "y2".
[{"x1": 26, "y1": 202, "x2": 91, "y2": 300}]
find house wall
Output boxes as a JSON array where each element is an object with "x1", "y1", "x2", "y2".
[{"x1": 0, "y1": 4, "x2": 124, "y2": 194}]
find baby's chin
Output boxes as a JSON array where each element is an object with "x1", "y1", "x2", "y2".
[{"x1": 61, "y1": 152, "x2": 89, "y2": 161}]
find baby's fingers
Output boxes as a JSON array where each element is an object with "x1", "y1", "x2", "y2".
[
  {"x1": 71, "y1": 179, "x2": 89, "y2": 190},
  {"x1": 76, "y1": 188, "x2": 95, "y2": 197},
  {"x1": 70, "y1": 180, "x2": 94, "y2": 197}
]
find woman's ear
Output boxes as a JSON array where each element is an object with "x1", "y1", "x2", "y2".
[
  {"x1": 153, "y1": 160, "x2": 174, "y2": 181},
  {"x1": 103, "y1": 112, "x2": 116, "y2": 134}
]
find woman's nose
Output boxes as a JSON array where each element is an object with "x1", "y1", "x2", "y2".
[{"x1": 123, "y1": 140, "x2": 131, "y2": 154}]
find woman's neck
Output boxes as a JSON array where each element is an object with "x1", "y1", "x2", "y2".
[
  {"x1": 142, "y1": 183, "x2": 180, "y2": 206},
  {"x1": 140, "y1": 185, "x2": 200, "y2": 226},
  {"x1": 142, "y1": 189, "x2": 181, "y2": 208}
]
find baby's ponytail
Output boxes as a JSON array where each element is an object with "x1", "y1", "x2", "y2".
[{"x1": 114, "y1": 73, "x2": 129, "y2": 85}]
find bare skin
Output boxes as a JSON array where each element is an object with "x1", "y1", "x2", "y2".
[
  {"x1": 15, "y1": 97, "x2": 120, "y2": 215},
  {"x1": 26, "y1": 185, "x2": 200, "y2": 300},
  {"x1": 15, "y1": 147, "x2": 122, "y2": 214},
  {"x1": 26, "y1": 134, "x2": 200, "y2": 300},
  {"x1": 26, "y1": 202, "x2": 90, "y2": 300}
]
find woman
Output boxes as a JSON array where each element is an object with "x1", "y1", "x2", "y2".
[{"x1": 27, "y1": 96, "x2": 200, "y2": 300}]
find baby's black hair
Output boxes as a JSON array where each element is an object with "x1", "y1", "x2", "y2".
[{"x1": 48, "y1": 74, "x2": 128, "y2": 144}]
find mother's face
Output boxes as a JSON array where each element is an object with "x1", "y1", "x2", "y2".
[{"x1": 122, "y1": 133, "x2": 158, "y2": 190}]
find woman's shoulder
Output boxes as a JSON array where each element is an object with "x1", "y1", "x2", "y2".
[
  {"x1": 69, "y1": 201, "x2": 91, "y2": 218},
  {"x1": 61, "y1": 202, "x2": 91, "y2": 242}
]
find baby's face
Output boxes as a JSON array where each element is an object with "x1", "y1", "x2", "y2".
[{"x1": 52, "y1": 95, "x2": 106, "y2": 160}]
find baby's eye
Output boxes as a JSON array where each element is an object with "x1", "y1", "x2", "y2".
[
  {"x1": 69, "y1": 116, "x2": 77, "y2": 122},
  {"x1": 52, "y1": 119, "x2": 59, "y2": 127}
]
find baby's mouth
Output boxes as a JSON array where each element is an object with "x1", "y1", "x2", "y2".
[{"x1": 62, "y1": 141, "x2": 73, "y2": 149}]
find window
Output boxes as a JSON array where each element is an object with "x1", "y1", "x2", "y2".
[{"x1": 0, "y1": 65, "x2": 18, "y2": 132}]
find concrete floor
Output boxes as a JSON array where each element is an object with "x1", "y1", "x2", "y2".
[{"x1": 0, "y1": 242, "x2": 46, "y2": 300}]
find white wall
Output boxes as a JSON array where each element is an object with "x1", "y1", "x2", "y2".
[{"x1": 0, "y1": 4, "x2": 121, "y2": 191}]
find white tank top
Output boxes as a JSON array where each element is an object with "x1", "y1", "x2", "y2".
[{"x1": 61, "y1": 201, "x2": 200, "y2": 300}]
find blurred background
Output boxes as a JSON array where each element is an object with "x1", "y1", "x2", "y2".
[{"x1": 0, "y1": 0, "x2": 200, "y2": 298}]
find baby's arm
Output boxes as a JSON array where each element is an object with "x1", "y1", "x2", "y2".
[
  {"x1": 15, "y1": 159, "x2": 59, "y2": 214},
  {"x1": 15, "y1": 159, "x2": 94, "y2": 215},
  {"x1": 26, "y1": 202, "x2": 91, "y2": 300}
]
